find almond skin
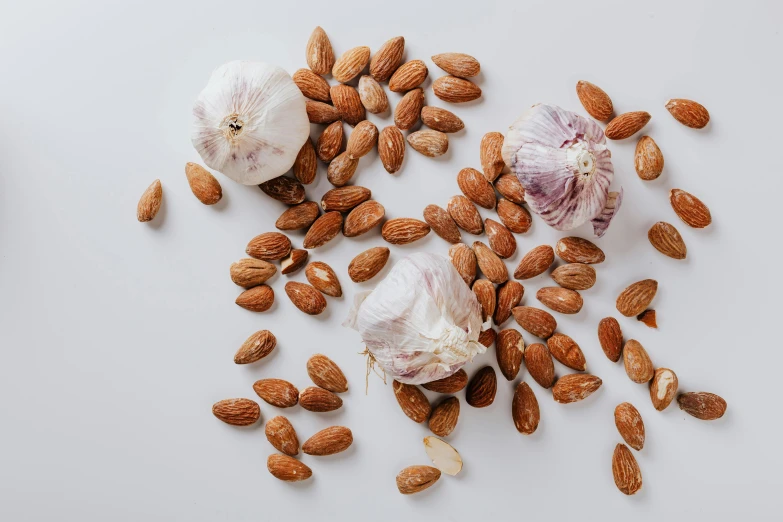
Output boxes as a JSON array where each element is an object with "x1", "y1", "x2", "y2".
[
  {"x1": 466, "y1": 366, "x2": 497, "y2": 408},
  {"x1": 612, "y1": 444, "x2": 642, "y2": 495},
  {"x1": 407, "y1": 130, "x2": 448, "y2": 157},
  {"x1": 246, "y1": 232, "x2": 292, "y2": 261},
  {"x1": 305, "y1": 261, "x2": 342, "y2": 298},
  {"x1": 478, "y1": 328, "x2": 496, "y2": 348},
  {"x1": 137, "y1": 179, "x2": 162, "y2": 222},
  {"x1": 302, "y1": 426, "x2": 353, "y2": 456},
  {"x1": 614, "y1": 402, "x2": 645, "y2": 451},
  {"x1": 480, "y1": 132, "x2": 505, "y2": 182},
  {"x1": 332, "y1": 45, "x2": 370, "y2": 84},
  {"x1": 512, "y1": 306, "x2": 557, "y2": 339},
  {"x1": 370, "y1": 36, "x2": 405, "y2": 81},
  {"x1": 447, "y1": 196, "x2": 483, "y2": 235},
  {"x1": 326, "y1": 152, "x2": 359, "y2": 186},
  {"x1": 343, "y1": 200, "x2": 385, "y2": 237},
  {"x1": 514, "y1": 245, "x2": 554, "y2": 280},
  {"x1": 598, "y1": 317, "x2": 623, "y2": 362},
  {"x1": 306, "y1": 354, "x2": 348, "y2": 393},
  {"x1": 536, "y1": 287, "x2": 583, "y2": 314},
  {"x1": 259, "y1": 176, "x2": 305, "y2": 205},
  {"x1": 634, "y1": 136, "x2": 663, "y2": 180},
  {"x1": 555, "y1": 237, "x2": 605, "y2": 264},
  {"x1": 280, "y1": 249, "x2": 308, "y2": 275},
  {"x1": 551, "y1": 263, "x2": 596, "y2": 290},
  {"x1": 299, "y1": 386, "x2": 343, "y2": 412},
  {"x1": 235, "y1": 285, "x2": 274, "y2": 312},
  {"x1": 305, "y1": 26, "x2": 335, "y2": 75},
  {"x1": 648, "y1": 221, "x2": 687, "y2": 259},
  {"x1": 623, "y1": 340, "x2": 654, "y2": 384},
  {"x1": 276, "y1": 201, "x2": 320, "y2": 231},
  {"x1": 575, "y1": 80, "x2": 613, "y2": 121},
  {"x1": 212, "y1": 398, "x2": 261, "y2": 426},
  {"x1": 605, "y1": 111, "x2": 651, "y2": 140},
  {"x1": 677, "y1": 392, "x2": 727, "y2": 420},
  {"x1": 230, "y1": 258, "x2": 276, "y2": 288},
  {"x1": 429, "y1": 396, "x2": 460, "y2": 437},
  {"x1": 348, "y1": 246, "x2": 390, "y2": 283},
  {"x1": 472, "y1": 279, "x2": 496, "y2": 322},
  {"x1": 473, "y1": 241, "x2": 508, "y2": 284},
  {"x1": 303, "y1": 211, "x2": 343, "y2": 249},
  {"x1": 293, "y1": 68, "x2": 331, "y2": 102},
  {"x1": 432, "y1": 75, "x2": 481, "y2": 103},
  {"x1": 423, "y1": 204, "x2": 461, "y2": 244},
  {"x1": 458, "y1": 167, "x2": 496, "y2": 209},
  {"x1": 432, "y1": 53, "x2": 480, "y2": 78},
  {"x1": 321, "y1": 185, "x2": 371, "y2": 212},
  {"x1": 265, "y1": 416, "x2": 299, "y2": 456},
  {"x1": 378, "y1": 125, "x2": 405, "y2": 174},
  {"x1": 394, "y1": 88, "x2": 425, "y2": 130},
  {"x1": 382, "y1": 218, "x2": 431, "y2": 245},
  {"x1": 484, "y1": 219, "x2": 515, "y2": 258},
  {"x1": 547, "y1": 333, "x2": 587, "y2": 371},
  {"x1": 234, "y1": 330, "x2": 276, "y2": 364},
  {"x1": 496, "y1": 329, "x2": 525, "y2": 380},
  {"x1": 512, "y1": 382, "x2": 540, "y2": 435},
  {"x1": 422, "y1": 369, "x2": 468, "y2": 393},
  {"x1": 670, "y1": 188, "x2": 712, "y2": 228},
  {"x1": 346, "y1": 120, "x2": 378, "y2": 159},
  {"x1": 396, "y1": 466, "x2": 441, "y2": 495},
  {"x1": 552, "y1": 374, "x2": 602, "y2": 404},
  {"x1": 185, "y1": 162, "x2": 222, "y2": 204},
  {"x1": 421, "y1": 106, "x2": 464, "y2": 133},
  {"x1": 494, "y1": 174, "x2": 525, "y2": 204},
  {"x1": 616, "y1": 279, "x2": 658, "y2": 317},
  {"x1": 316, "y1": 121, "x2": 343, "y2": 162},
  {"x1": 448, "y1": 243, "x2": 477, "y2": 286},
  {"x1": 496, "y1": 198, "x2": 532, "y2": 233},
  {"x1": 268, "y1": 453, "x2": 312, "y2": 482},
  {"x1": 357, "y1": 75, "x2": 389, "y2": 114},
  {"x1": 393, "y1": 380, "x2": 431, "y2": 423},
  {"x1": 330, "y1": 84, "x2": 365, "y2": 126},
  {"x1": 494, "y1": 280, "x2": 524, "y2": 326},
  {"x1": 389, "y1": 59, "x2": 428, "y2": 92},
  {"x1": 665, "y1": 99, "x2": 710, "y2": 129},
  {"x1": 637, "y1": 309, "x2": 657, "y2": 328},
  {"x1": 523, "y1": 343, "x2": 555, "y2": 389},
  {"x1": 253, "y1": 379, "x2": 299, "y2": 408},
  {"x1": 306, "y1": 100, "x2": 341, "y2": 124},
  {"x1": 649, "y1": 368, "x2": 678, "y2": 411},
  {"x1": 284, "y1": 281, "x2": 327, "y2": 315}
]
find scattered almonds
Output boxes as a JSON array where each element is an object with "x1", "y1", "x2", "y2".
[
  {"x1": 616, "y1": 279, "x2": 658, "y2": 317},
  {"x1": 575, "y1": 80, "x2": 613, "y2": 121},
  {"x1": 431, "y1": 53, "x2": 480, "y2": 78},
  {"x1": 137, "y1": 179, "x2": 162, "y2": 222},
  {"x1": 234, "y1": 330, "x2": 276, "y2": 364},
  {"x1": 648, "y1": 221, "x2": 687, "y2": 259},
  {"x1": 605, "y1": 111, "x2": 651, "y2": 140},
  {"x1": 302, "y1": 426, "x2": 353, "y2": 456},
  {"x1": 212, "y1": 398, "x2": 261, "y2": 426},
  {"x1": 670, "y1": 188, "x2": 712, "y2": 228},
  {"x1": 665, "y1": 98, "x2": 710, "y2": 129}
]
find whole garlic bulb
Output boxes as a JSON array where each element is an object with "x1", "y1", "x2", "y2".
[
  {"x1": 502, "y1": 104, "x2": 623, "y2": 237},
  {"x1": 191, "y1": 61, "x2": 310, "y2": 185},
  {"x1": 344, "y1": 253, "x2": 486, "y2": 384}
]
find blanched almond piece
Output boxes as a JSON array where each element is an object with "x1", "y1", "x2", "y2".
[
  {"x1": 484, "y1": 218, "x2": 516, "y2": 258},
  {"x1": 447, "y1": 195, "x2": 483, "y2": 235},
  {"x1": 473, "y1": 241, "x2": 508, "y2": 284},
  {"x1": 305, "y1": 26, "x2": 335, "y2": 75},
  {"x1": 431, "y1": 53, "x2": 480, "y2": 78},
  {"x1": 421, "y1": 106, "x2": 464, "y2": 133},
  {"x1": 448, "y1": 243, "x2": 477, "y2": 287},
  {"x1": 358, "y1": 75, "x2": 389, "y2": 114},
  {"x1": 514, "y1": 245, "x2": 554, "y2": 280},
  {"x1": 332, "y1": 46, "x2": 370, "y2": 84},
  {"x1": 497, "y1": 198, "x2": 531, "y2": 233},
  {"x1": 370, "y1": 36, "x2": 404, "y2": 82},
  {"x1": 423, "y1": 436, "x2": 462, "y2": 476}
]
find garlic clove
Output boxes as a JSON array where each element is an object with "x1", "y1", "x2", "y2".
[
  {"x1": 423, "y1": 436, "x2": 463, "y2": 476},
  {"x1": 591, "y1": 189, "x2": 624, "y2": 237}
]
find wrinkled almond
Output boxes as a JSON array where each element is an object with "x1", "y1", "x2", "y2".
[
  {"x1": 306, "y1": 354, "x2": 348, "y2": 393},
  {"x1": 212, "y1": 398, "x2": 260, "y2": 426},
  {"x1": 348, "y1": 246, "x2": 390, "y2": 283},
  {"x1": 422, "y1": 369, "x2": 468, "y2": 394},
  {"x1": 185, "y1": 162, "x2": 222, "y2": 205},
  {"x1": 357, "y1": 75, "x2": 389, "y2": 114},
  {"x1": 432, "y1": 53, "x2": 480, "y2": 78},
  {"x1": 478, "y1": 328, "x2": 496, "y2": 348},
  {"x1": 306, "y1": 100, "x2": 341, "y2": 124},
  {"x1": 293, "y1": 138, "x2": 317, "y2": 184},
  {"x1": 305, "y1": 26, "x2": 335, "y2": 75},
  {"x1": 137, "y1": 179, "x2": 162, "y2": 222},
  {"x1": 326, "y1": 151, "x2": 359, "y2": 186},
  {"x1": 235, "y1": 285, "x2": 274, "y2": 312},
  {"x1": 472, "y1": 279, "x2": 496, "y2": 322},
  {"x1": 615, "y1": 403, "x2": 645, "y2": 451},
  {"x1": 303, "y1": 211, "x2": 343, "y2": 249},
  {"x1": 576, "y1": 80, "x2": 613, "y2": 121},
  {"x1": 378, "y1": 125, "x2": 405, "y2": 174},
  {"x1": 616, "y1": 279, "x2": 658, "y2": 317},
  {"x1": 648, "y1": 222, "x2": 687, "y2": 259},
  {"x1": 293, "y1": 68, "x2": 331, "y2": 102},
  {"x1": 496, "y1": 329, "x2": 525, "y2": 380},
  {"x1": 321, "y1": 185, "x2": 371, "y2": 212},
  {"x1": 305, "y1": 261, "x2": 342, "y2": 297},
  {"x1": 598, "y1": 317, "x2": 623, "y2": 362},
  {"x1": 605, "y1": 111, "x2": 651, "y2": 140},
  {"x1": 230, "y1": 258, "x2": 277, "y2": 288},
  {"x1": 330, "y1": 84, "x2": 365, "y2": 127},
  {"x1": 556, "y1": 237, "x2": 605, "y2": 264},
  {"x1": 347, "y1": 120, "x2": 378, "y2": 159},
  {"x1": 466, "y1": 366, "x2": 497, "y2": 408},
  {"x1": 276, "y1": 201, "x2": 320, "y2": 231},
  {"x1": 432, "y1": 76, "x2": 481, "y2": 103},
  {"x1": 421, "y1": 106, "x2": 464, "y2": 133},
  {"x1": 429, "y1": 396, "x2": 460, "y2": 437},
  {"x1": 552, "y1": 374, "x2": 602, "y2": 404},
  {"x1": 547, "y1": 333, "x2": 586, "y2": 371},
  {"x1": 497, "y1": 198, "x2": 532, "y2": 233},
  {"x1": 480, "y1": 132, "x2": 505, "y2": 182},
  {"x1": 382, "y1": 218, "x2": 430, "y2": 245},
  {"x1": 537, "y1": 287, "x2": 583, "y2": 314},
  {"x1": 649, "y1": 368, "x2": 678, "y2": 411},
  {"x1": 407, "y1": 130, "x2": 448, "y2": 157},
  {"x1": 670, "y1": 188, "x2": 712, "y2": 228},
  {"x1": 447, "y1": 195, "x2": 483, "y2": 235},
  {"x1": 623, "y1": 340, "x2": 654, "y2": 384},
  {"x1": 265, "y1": 416, "x2": 299, "y2": 456},
  {"x1": 484, "y1": 218, "x2": 516, "y2": 258},
  {"x1": 458, "y1": 167, "x2": 496, "y2": 209},
  {"x1": 299, "y1": 386, "x2": 343, "y2": 412},
  {"x1": 514, "y1": 245, "x2": 554, "y2": 280},
  {"x1": 393, "y1": 380, "x2": 431, "y2": 423},
  {"x1": 394, "y1": 88, "x2": 424, "y2": 130},
  {"x1": 253, "y1": 379, "x2": 299, "y2": 408},
  {"x1": 512, "y1": 306, "x2": 557, "y2": 339},
  {"x1": 448, "y1": 243, "x2": 477, "y2": 286},
  {"x1": 523, "y1": 343, "x2": 556, "y2": 389},
  {"x1": 332, "y1": 45, "x2": 370, "y2": 84},
  {"x1": 494, "y1": 174, "x2": 525, "y2": 205},
  {"x1": 423, "y1": 204, "x2": 461, "y2": 244},
  {"x1": 234, "y1": 330, "x2": 276, "y2": 364},
  {"x1": 551, "y1": 263, "x2": 596, "y2": 290},
  {"x1": 665, "y1": 99, "x2": 710, "y2": 129},
  {"x1": 246, "y1": 232, "x2": 292, "y2": 261},
  {"x1": 316, "y1": 121, "x2": 343, "y2": 162},
  {"x1": 677, "y1": 392, "x2": 727, "y2": 420},
  {"x1": 284, "y1": 281, "x2": 327, "y2": 315},
  {"x1": 302, "y1": 426, "x2": 353, "y2": 456},
  {"x1": 396, "y1": 466, "x2": 440, "y2": 495},
  {"x1": 512, "y1": 382, "x2": 540, "y2": 435},
  {"x1": 389, "y1": 60, "x2": 428, "y2": 92},
  {"x1": 494, "y1": 280, "x2": 524, "y2": 326},
  {"x1": 473, "y1": 241, "x2": 508, "y2": 284},
  {"x1": 343, "y1": 200, "x2": 385, "y2": 237},
  {"x1": 634, "y1": 136, "x2": 663, "y2": 180},
  {"x1": 370, "y1": 36, "x2": 405, "y2": 82},
  {"x1": 267, "y1": 453, "x2": 312, "y2": 482},
  {"x1": 612, "y1": 444, "x2": 642, "y2": 495}
]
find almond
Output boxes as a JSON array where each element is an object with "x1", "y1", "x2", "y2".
[
  {"x1": 253, "y1": 378, "x2": 299, "y2": 408},
  {"x1": 370, "y1": 36, "x2": 405, "y2": 82},
  {"x1": 330, "y1": 84, "x2": 365, "y2": 126},
  {"x1": 496, "y1": 329, "x2": 525, "y2": 380},
  {"x1": 616, "y1": 279, "x2": 658, "y2": 317},
  {"x1": 523, "y1": 343, "x2": 555, "y2": 388},
  {"x1": 303, "y1": 211, "x2": 343, "y2": 249},
  {"x1": 265, "y1": 416, "x2": 299, "y2": 456},
  {"x1": 448, "y1": 243, "x2": 477, "y2": 286},
  {"x1": 293, "y1": 68, "x2": 331, "y2": 102},
  {"x1": 382, "y1": 218, "x2": 431, "y2": 245},
  {"x1": 396, "y1": 466, "x2": 441, "y2": 495},
  {"x1": 137, "y1": 179, "x2": 162, "y2": 222},
  {"x1": 648, "y1": 367, "x2": 678, "y2": 411},
  {"x1": 378, "y1": 125, "x2": 405, "y2": 173},
  {"x1": 230, "y1": 258, "x2": 277, "y2": 288},
  {"x1": 575, "y1": 80, "x2": 613, "y2": 121},
  {"x1": 234, "y1": 330, "x2": 277, "y2": 364},
  {"x1": 614, "y1": 403, "x2": 645, "y2": 451},
  {"x1": 597, "y1": 317, "x2": 623, "y2": 362},
  {"x1": 466, "y1": 366, "x2": 497, "y2": 408},
  {"x1": 637, "y1": 309, "x2": 657, "y2": 328},
  {"x1": 514, "y1": 245, "x2": 554, "y2": 280},
  {"x1": 552, "y1": 374, "x2": 602, "y2": 404},
  {"x1": 551, "y1": 263, "x2": 596, "y2": 290},
  {"x1": 670, "y1": 188, "x2": 711, "y2": 228},
  {"x1": 478, "y1": 328, "x2": 497, "y2": 348},
  {"x1": 472, "y1": 279, "x2": 496, "y2": 322},
  {"x1": 293, "y1": 138, "x2": 317, "y2": 185},
  {"x1": 305, "y1": 26, "x2": 335, "y2": 76},
  {"x1": 484, "y1": 218, "x2": 516, "y2": 258},
  {"x1": 394, "y1": 88, "x2": 425, "y2": 130},
  {"x1": 612, "y1": 444, "x2": 642, "y2": 495},
  {"x1": 665, "y1": 99, "x2": 709, "y2": 129},
  {"x1": 537, "y1": 287, "x2": 583, "y2": 314},
  {"x1": 480, "y1": 132, "x2": 505, "y2": 182},
  {"x1": 634, "y1": 136, "x2": 663, "y2": 180},
  {"x1": 432, "y1": 75, "x2": 481, "y2": 103},
  {"x1": 494, "y1": 174, "x2": 525, "y2": 205},
  {"x1": 246, "y1": 232, "x2": 292, "y2": 261},
  {"x1": 555, "y1": 237, "x2": 605, "y2": 264},
  {"x1": 343, "y1": 200, "x2": 385, "y2": 237},
  {"x1": 408, "y1": 130, "x2": 448, "y2": 157},
  {"x1": 348, "y1": 246, "x2": 390, "y2": 283},
  {"x1": 447, "y1": 195, "x2": 483, "y2": 234},
  {"x1": 267, "y1": 453, "x2": 312, "y2": 482},
  {"x1": 327, "y1": 151, "x2": 359, "y2": 186},
  {"x1": 299, "y1": 386, "x2": 343, "y2": 412},
  {"x1": 623, "y1": 340, "x2": 654, "y2": 383},
  {"x1": 357, "y1": 75, "x2": 389, "y2": 114},
  {"x1": 281, "y1": 248, "x2": 308, "y2": 275},
  {"x1": 512, "y1": 382, "x2": 540, "y2": 435},
  {"x1": 306, "y1": 100, "x2": 341, "y2": 124},
  {"x1": 496, "y1": 198, "x2": 532, "y2": 233},
  {"x1": 393, "y1": 380, "x2": 431, "y2": 423},
  {"x1": 429, "y1": 396, "x2": 460, "y2": 437},
  {"x1": 185, "y1": 162, "x2": 222, "y2": 204},
  {"x1": 302, "y1": 426, "x2": 353, "y2": 456},
  {"x1": 316, "y1": 121, "x2": 343, "y2": 162},
  {"x1": 547, "y1": 333, "x2": 586, "y2": 371},
  {"x1": 235, "y1": 285, "x2": 274, "y2": 312},
  {"x1": 422, "y1": 369, "x2": 468, "y2": 393},
  {"x1": 473, "y1": 241, "x2": 508, "y2": 284},
  {"x1": 432, "y1": 53, "x2": 480, "y2": 78},
  {"x1": 284, "y1": 281, "x2": 327, "y2": 315},
  {"x1": 605, "y1": 111, "x2": 651, "y2": 140},
  {"x1": 212, "y1": 398, "x2": 261, "y2": 426},
  {"x1": 512, "y1": 306, "x2": 557, "y2": 339},
  {"x1": 423, "y1": 204, "x2": 461, "y2": 244},
  {"x1": 332, "y1": 45, "x2": 370, "y2": 83},
  {"x1": 306, "y1": 354, "x2": 348, "y2": 393},
  {"x1": 275, "y1": 201, "x2": 320, "y2": 231},
  {"x1": 420, "y1": 106, "x2": 464, "y2": 133},
  {"x1": 389, "y1": 60, "x2": 428, "y2": 92},
  {"x1": 494, "y1": 280, "x2": 524, "y2": 326},
  {"x1": 305, "y1": 261, "x2": 342, "y2": 297},
  {"x1": 458, "y1": 167, "x2": 496, "y2": 209},
  {"x1": 677, "y1": 392, "x2": 727, "y2": 420},
  {"x1": 259, "y1": 176, "x2": 306, "y2": 205},
  {"x1": 648, "y1": 221, "x2": 687, "y2": 259},
  {"x1": 321, "y1": 185, "x2": 371, "y2": 212}
]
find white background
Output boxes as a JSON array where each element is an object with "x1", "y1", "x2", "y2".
[{"x1": 1, "y1": 0, "x2": 780, "y2": 520}]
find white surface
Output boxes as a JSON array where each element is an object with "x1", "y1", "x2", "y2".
[{"x1": 1, "y1": 1, "x2": 780, "y2": 520}]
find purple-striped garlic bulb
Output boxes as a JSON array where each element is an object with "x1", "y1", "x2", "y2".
[{"x1": 501, "y1": 104, "x2": 623, "y2": 237}]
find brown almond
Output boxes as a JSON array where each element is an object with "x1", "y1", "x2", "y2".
[
  {"x1": 575, "y1": 80, "x2": 613, "y2": 121},
  {"x1": 665, "y1": 99, "x2": 710, "y2": 129},
  {"x1": 458, "y1": 167, "x2": 496, "y2": 209},
  {"x1": 293, "y1": 138, "x2": 317, "y2": 185},
  {"x1": 423, "y1": 204, "x2": 461, "y2": 244},
  {"x1": 267, "y1": 453, "x2": 312, "y2": 482},
  {"x1": 408, "y1": 130, "x2": 449, "y2": 157},
  {"x1": 512, "y1": 382, "x2": 540, "y2": 435},
  {"x1": 649, "y1": 368, "x2": 678, "y2": 411},
  {"x1": 332, "y1": 45, "x2": 370, "y2": 84},
  {"x1": 259, "y1": 176, "x2": 306, "y2": 205},
  {"x1": 276, "y1": 201, "x2": 320, "y2": 231},
  {"x1": 494, "y1": 280, "x2": 524, "y2": 326},
  {"x1": 235, "y1": 285, "x2": 274, "y2": 312},
  {"x1": 382, "y1": 218, "x2": 431, "y2": 245},
  {"x1": 305, "y1": 26, "x2": 335, "y2": 75},
  {"x1": 370, "y1": 36, "x2": 405, "y2": 82},
  {"x1": 393, "y1": 380, "x2": 431, "y2": 423},
  {"x1": 634, "y1": 136, "x2": 663, "y2": 180},
  {"x1": 472, "y1": 279, "x2": 496, "y2": 322},
  {"x1": 357, "y1": 75, "x2": 389, "y2": 114},
  {"x1": 343, "y1": 200, "x2": 385, "y2": 237},
  {"x1": 389, "y1": 60, "x2": 428, "y2": 92},
  {"x1": 480, "y1": 132, "x2": 505, "y2": 182},
  {"x1": 616, "y1": 279, "x2": 658, "y2": 317},
  {"x1": 303, "y1": 211, "x2": 343, "y2": 249},
  {"x1": 246, "y1": 232, "x2": 292, "y2": 261},
  {"x1": 137, "y1": 179, "x2": 162, "y2": 222},
  {"x1": 556, "y1": 237, "x2": 605, "y2": 264},
  {"x1": 293, "y1": 68, "x2": 331, "y2": 102},
  {"x1": 299, "y1": 386, "x2": 343, "y2": 412},
  {"x1": 230, "y1": 258, "x2": 276, "y2": 288},
  {"x1": 623, "y1": 340, "x2": 654, "y2": 384},
  {"x1": 648, "y1": 222, "x2": 687, "y2": 259},
  {"x1": 605, "y1": 111, "x2": 651, "y2": 140},
  {"x1": 478, "y1": 328, "x2": 497, "y2": 348},
  {"x1": 212, "y1": 398, "x2": 260, "y2": 426},
  {"x1": 185, "y1": 162, "x2": 222, "y2": 205},
  {"x1": 253, "y1": 379, "x2": 299, "y2": 408},
  {"x1": 537, "y1": 287, "x2": 583, "y2": 314},
  {"x1": 523, "y1": 343, "x2": 555, "y2": 389},
  {"x1": 302, "y1": 426, "x2": 353, "y2": 456},
  {"x1": 280, "y1": 249, "x2": 308, "y2": 275},
  {"x1": 265, "y1": 416, "x2": 299, "y2": 456},
  {"x1": 447, "y1": 195, "x2": 483, "y2": 235},
  {"x1": 394, "y1": 88, "x2": 425, "y2": 130},
  {"x1": 432, "y1": 53, "x2": 480, "y2": 78},
  {"x1": 448, "y1": 243, "x2": 477, "y2": 286},
  {"x1": 484, "y1": 218, "x2": 516, "y2": 258},
  {"x1": 396, "y1": 466, "x2": 441, "y2": 495},
  {"x1": 429, "y1": 397, "x2": 460, "y2": 437},
  {"x1": 547, "y1": 333, "x2": 586, "y2": 371},
  {"x1": 327, "y1": 151, "x2": 359, "y2": 186},
  {"x1": 677, "y1": 392, "x2": 727, "y2": 420},
  {"x1": 597, "y1": 317, "x2": 623, "y2": 362},
  {"x1": 514, "y1": 245, "x2": 554, "y2": 280},
  {"x1": 637, "y1": 309, "x2": 657, "y2": 328},
  {"x1": 496, "y1": 329, "x2": 525, "y2": 380},
  {"x1": 422, "y1": 369, "x2": 468, "y2": 394},
  {"x1": 473, "y1": 241, "x2": 508, "y2": 284},
  {"x1": 420, "y1": 106, "x2": 464, "y2": 133},
  {"x1": 670, "y1": 188, "x2": 712, "y2": 228},
  {"x1": 330, "y1": 84, "x2": 365, "y2": 127},
  {"x1": 306, "y1": 354, "x2": 348, "y2": 393},
  {"x1": 316, "y1": 121, "x2": 343, "y2": 162},
  {"x1": 284, "y1": 281, "x2": 327, "y2": 315},
  {"x1": 614, "y1": 402, "x2": 645, "y2": 451},
  {"x1": 612, "y1": 444, "x2": 642, "y2": 495},
  {"x1": 551, "y1": 263, "x2": 596, "y2": 290},
  {"x1": 306, "y1": 100, "x2": 341, "y2": 124},
  {"x1": 234, "y1": 330, "x2": 277, "y2": 364},
  {"x1": 348, "y1": 246, "x2": 391, "y2": 283},
  {"x1": 512, "y1": 306, "x2": 557, "y2": 339},
  {"x1": 497, "y1": 198, "x2": 532, "y2": 234},
  {"x1": 552, "y1": 374, "x2": 602, "y2": 404},
  {"x1": 321, "y1": 185, "x2": 371, "y2": 212},
  {"x1": 466, "y1": 366, "x2": 497, "y2": 408},
  {"x1": 378, "y1": 125, "x2": 405, "y2": 174},
  {"x1": 305, "y1": 261, "x2": 342, "y2": 297},
  {"x1": 494, "y1": 174, "x2": 525, "y2": 205},
  {"x1": 432, "y1": 75, "x2": 481, "y2": 103}
]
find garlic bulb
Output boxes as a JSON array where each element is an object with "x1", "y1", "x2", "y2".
[
  {"x1": 192, "y1": 61, "x2": 310, "y2": 185},
  {"x1": 343, "y1": 253, "x2": 486, "y2": 384},
  {"x1": 502, "y1": 104, "x2": 622, "y2": 237}
]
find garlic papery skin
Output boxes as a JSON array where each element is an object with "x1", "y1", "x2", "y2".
[
  {"x1": 192, "y1": 61, "x2": 310, "y2": 185},
  {"x1": 343, "y1": 253, "x2": 485, "y2": 385},
  {"x1": 502, "y1": 104, "x2": 620, "y2": 235}
]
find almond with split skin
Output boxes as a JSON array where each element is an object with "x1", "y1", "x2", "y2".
[
  {"x1": 670, "y1": 188, "x2": 712, "y2": 228},
  {"x1": 185, "y1": 162, "x2": 222, "y2": 204},
  {"x1": 447, "y1": 196, "x2": 483, "y2": 235},
  {"x1": 393, "y1": 380, "x2": 431, "y2": 423},
  {"x1": 524, "y1": 343, "x2": 555, "y2": 389},
  {"x1": 650, "y1": 368, "x2": 678, "y2": 411},
  {"x1": 246, "y1": 232, "x2": 291, "y2": 261},
  {"x1": 616, "y1": 279, "x2": 658, "y2": 317},
  {"x1": 305, "y1": 261, "x2": 342, "y2": 298},
  {"x1": 598, "y1": 317, "x2": 623, "y2": 362},
  {"x1": 466, "y1": 366, "x2": 497, "y2": 408},
  {"x1": 496, "y1": 329, "x2": 525, "y2": 380},
  {"x1": 556, "y1": 237, "x2": 605, "y2": 264},
  {"x1": 485, "y1": 218, "x2": 516, "y2": 258},
  {"x1": 293, "y1": 68, "x2": 331, "y2": 102},
  {"x1": 648, "y1": 222, "x2": 687, "y2": 259},
  {"x1": 497, "y1": 198, "x2": 532, "y2": 233},
  {"x1": 615, "y1": 402, "x2": 645, "y2": 451},
  {"x1": 605, "y1": 111, "x2": 651, "y2": 140},
  {"x1": 281, "y1": 249, "x2": 308, "y2": 275},
  {"x1": 389, "y1": 60, "x2": 428, "y2": 92},
  {"x1": 321, "y1": 186, "x2": 371, "y2": 212},
  {"x1": 448, "y1": 243, "x2": 477, "y2": 286},
  {"x1": 665, "y1": 98, "x2": 710, "y2": 129},
  {"x1": 276, "y1": 201, "x2": 320, "y2": 231},
  {"x1": 494, "y1": 280, "x2": 524, "y2": 326},
  {"x1": 299, "y1": 386, "x2": 343, "y2": 412},
  {"x1": 512, "y1": 306, "x2": 557, "y2": 339},
  {"x1": 429, "y1": 397, "x2": 460, "y2": 437},
  {"x1": 306, "y1": 100, "x2": 341, "y2": 124},
  {"x1": 576, "y1": 80, "x2": 613, "y2": 121},
  {"x1": 422, "y1": 369, "x2": 468, "y2": 394},
  {"x1": 394, "y1": 88, "x2": 425, "y2": 130},
  {"x1": 433, "y1": 75, "x2": 481, "y2": 103},
  {"x1": 212, "y1": 398, "x2": 261, "y2": 426},
  {"x1": 285, "y1": 281, "x2": 327, "y2": 315},
  {"x1": 537, "y1": 287, "x2": 583, "y2": 314},
  {"x1": 303, "y1": 211, "x2": 343, "y2": 249},
  {"x1": 343, "y1": 200, "x2": 385, "y2": 237},
  {"x1": 234, "y1": 330, "x2": 276, "y2": 364},
  {"x1": 494, "y1": 174, "x2": 525, "y2": 205},
  {"x1": 613, "y1": 444, "x2": 642, "y2": 495},
  {"x1": 357, "y1": 75, "x2": 389, "y2": 114},
  {"x1": 472, "y1": 279, "x2": 496, "y2": 322},
  {"x1": 137, "y1": 179, "x2": 162, "y2": 222},
  {"x1": 302, "y1": 426, "x2": 353, "y2": 456},
  {"x1": 230, "y1": 258, "x2": 276, "y2": 288},
  {"x1": 382, "y1": 218, "x2": 431, "y2": 245},
  {"x1": 370, "y1": 36, "x2": 405, "y2": 82},
  {"x1": 348, "y1": 246, "x2": 390, "y2": 283},
  {"x1": 293, "y1": 138, "x2": 317, "y2": 185},
  {"x1": 265, "y1": 416, "x2": 299, "y2": 456},
  {"x1": 458, "y1": 167, "x2": 496, "y2": 209},
  {"x1": 330, "y1": 84, "x2": 365, "y2": 127},
  {"x1": 306, "y1": 354, "x2": 348, "y2": 393},
  {"x1": 408, "y1": 130, "x2": 448, "y2": 157},
  {"x1": 634, "y1": 136, "x2": 663, "y2": 180},
  {"x1": 480, "y1": 132, "x2": 505, "y2": 182},
  {"x1": 378, "y1": 126, "x2": 405, "y2": 174},
  {"x1": 473, "y1": 241, "x2": 508, "y2": 284},
  {"x1": 677, "y1": 392, "x2": 727, "y2": 420},
  {"x1": 235, "y1": 285, "x2": 274, "y2": 312},
  {"x1": 306, "y1": 26, "x2": 335, "y2": 75},
  {"x1": 637, "y1": 309, "x2": 657, "y2": 328},
  {"x1": 432, "y1": 53, "x2": 480, "y2": 78},
  {"x1": 316, "y1": 121, "x2": 343, "y2": 162},
  {"x1": 552, "y1": 374, "x2": 602, "y2": 404},
  {"x1": 423, "y1": 204, "x2": 461, "y2": 244},
  {"x1": 421, "y1": 106, "x2": 464, "y2": 133},
  {"x1": 396, "y1": 466, "x2": 441, "y2": 495},
  {"x1": 551, "y1": 263, "x2": 596, "y2": 290},
  {"x1": 259, "y1": 176, "x2": 306, "y2": 205},
  {"x1": 512, "y1": 382, "x2": 540, "y2": 435},
  {"x1": 514, "y1": 245, "x2": 554, "y2": 280},
  {"x1": 253, "y1": 379, "x2": 299, "y2": 408},
  {"x1": 332, "y1": 45, "x2": 370, "y2": 84},
  {"x1": 268, "y1": 453, "x2": 312, "y2": 482},
  {"x1": 478, "y1": 328, "x2": 496, "y2": 348},
  {"x1": 327, "y1": 152, "x2": 359, "y2": 186},
  {"x1": 547, "y1": 333, "x2": 586, "y2": 371},
  {"x1": 623, "y1": 340, "x2": 654, "y2": 384}
]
